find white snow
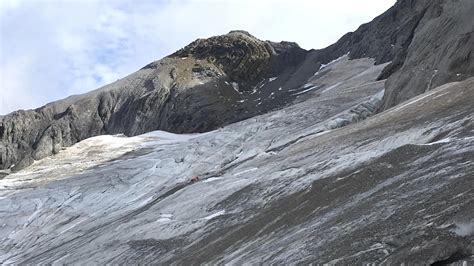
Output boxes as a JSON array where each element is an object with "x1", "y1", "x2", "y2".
[
  {"x1": 314, "y1": 53, "x2": 350, "y2": 76},
  {"x1": 391, "y1": 82, "x2": 458, "y2": 113},
  {"x1": 321, "y1": 82, "x2": 342, "y2": 93},
  {"x1": 157, "y1": 214, "x2": 174, "y2": 222},
  {"x1": 234, "y1": 167, "x2": 258, "y2": 176},
  {"x1": 203, "y1": 177, "x2": 223, "y2": 183},
  {"x1": 292, "y1": 85, "x2": 319, "y2": 96},
  {"x1": 203, "y1": 210, "x2": 225, "y2": 220},
  {"x1": 421, "y1": 136, "x2": 474, "y2": 146},
  {"x1": 156, "y1": 213, "x2": 173, "y2": 223},
  {"x1": 0, "y1": 130, "x2": 201, "y2": 192},
  {"x1": 231, "y1": 82, "x2": 240, "y2": 93},
  {"x1": 421, "y1": 138, "x2": 453, "y2": 145},
  {"x1": 269, "y1": 77, "x2": 278, "y2": 82}
]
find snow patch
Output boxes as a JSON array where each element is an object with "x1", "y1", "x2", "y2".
[
  {"x1": 234, "y1": 167, "x2": 258, "y2": 176},
  {"x1": 292, "y1": 85, "x2": 319, "y2": 96},
  {"x1": 269, "y1": 77, "x2": 278, "y2": 82},
  {"x1": 203, "y1": 177, "x2": 223, "y2": 183},
  {"x1": 203, "y1": 210, "x2": 225, "y2": 220},
  {"x1": 314, "y1": 53, "x2": 350, "y2": 76},
  {"x1": 231, "y1": 82, "x2": 240, "y2": 93},
  {"x1": 422, "y1": 138, "x2": 453, "y2": 145},
  {"x1": 157, "y1": 214, "x2": 173, "y2": 223},
  {"x1": 321, "y1": 82, "x2": 342, "y2": 93},
  {"x1": 422, "y1": 136, "x2": 474, "y2": 146},
  {"x1": 393, "y1": 81, "x2": 461, "y2": 113}
]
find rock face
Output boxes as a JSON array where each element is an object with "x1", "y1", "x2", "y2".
[
  {"x1": 308, "y1": 0, "x2": 474, "y2": 109},
  {"x1": 382, "y1": 0, "x2": 474, "y2": 109},
  {"x1": 310, "y1": 0, "x2": 430, "y2": 67},
  {"x1": 172, "y1": 31, "x2": 307, "y2": 84}
]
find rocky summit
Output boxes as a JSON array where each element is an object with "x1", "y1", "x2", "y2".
[{"x1": 1, "y1": 0, "x2": 473, "y2": 264}]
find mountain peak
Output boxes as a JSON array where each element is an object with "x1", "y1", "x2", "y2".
[
  {"x1": 171, "y1": 31, "x2": 307, "y2": 82},
  {"x1": 226, "y1": 30, "x2": 255, "y2": 37}
]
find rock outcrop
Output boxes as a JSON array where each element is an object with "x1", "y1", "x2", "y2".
[
  {"x1": 173, "y1": 31, "x2": 273, "y2": 83},
  {"x1": 381, "y1": 0, "x2": 474, "y2": 109},
  {"x1": 307, "y1": 0, "x2": 474, "y2": 109}
]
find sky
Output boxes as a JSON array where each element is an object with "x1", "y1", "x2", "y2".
[{"x1": 0, "y1": 0, "x2": 396, "y2": 115}]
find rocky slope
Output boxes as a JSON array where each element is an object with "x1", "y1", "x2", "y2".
[
  {"x1": 307, "y1": 0, "x2": 474, "y2": 109},
  {"x1": 0, "y1": 31, "x2": 315, "y2": 173}
]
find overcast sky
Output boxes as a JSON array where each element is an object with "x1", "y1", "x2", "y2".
[{"x1": 0, "y1": 0, "x2": 396, "y2": 115}]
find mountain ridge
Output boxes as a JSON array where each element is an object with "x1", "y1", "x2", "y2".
[{"x1": 0, "y1": 31, "x2": 314, "y2": 172}]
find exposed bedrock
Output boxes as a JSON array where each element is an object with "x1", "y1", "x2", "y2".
[
  {"x1": 172, "y1": 30, "x2": 307, "y2": 85},
  {"x1": 308, "y1": 0, "x2": 474, "y2": 109},
  {"x1": 381, "y1": 0, "x2": 474, "y2": 109}
]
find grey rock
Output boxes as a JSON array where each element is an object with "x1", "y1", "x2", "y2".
[
  {"x1": 304, "y1": 0, "x2": 474, "y2": 110},
  {"x1": 307, "y1": 0, "x2": 431, "y2": 70},
  {"x1": 382, "y1": 0, "x2": 474, "y2": 109}
]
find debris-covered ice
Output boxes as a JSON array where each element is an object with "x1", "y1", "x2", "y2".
[{"x1": 0, "y1": 58, "x2": 472, "y2": 265}]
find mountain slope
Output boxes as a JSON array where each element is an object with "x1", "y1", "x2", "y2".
[
  {"x1": 306, "y1": 0, "x2": 474, "y2": 109},
  {"x1": 382, "y1": 0, "x2": 474, "y2": 109},
  {"x1": 0, "y1": 57, "x2": 472, "y2": 264},
  {"x1": 0, "y1": 31, "x2": 315, "y2": 172},
  {"x1": 2, "y1": 0, "x2": 474, "y2": 173},
  {"x1": 0, "y1": 0, "x2": 474, "y2": 263}
]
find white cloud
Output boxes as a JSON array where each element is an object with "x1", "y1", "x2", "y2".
[{"x1": 0, "y1": 0, "x2": 396, "y2": 115}]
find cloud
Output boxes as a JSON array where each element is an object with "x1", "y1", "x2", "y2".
[{"x1": 0, "y1": 0, "x2": 396, "y2": 115}]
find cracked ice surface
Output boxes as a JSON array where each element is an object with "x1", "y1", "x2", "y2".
[{"x1": 0, "y1": 59, "x2": 473, "y2": 264}]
